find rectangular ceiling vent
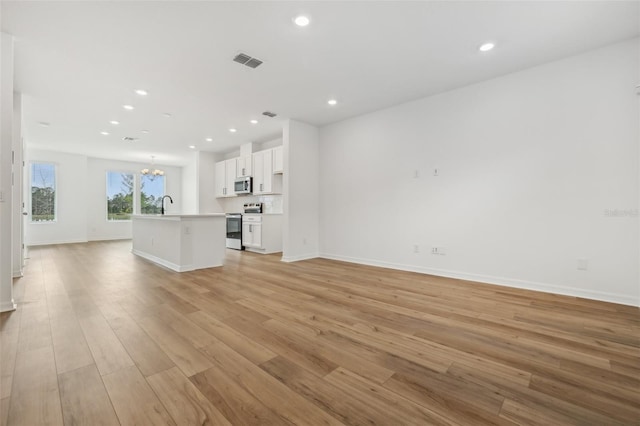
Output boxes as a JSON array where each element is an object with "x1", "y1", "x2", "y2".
[
  {"x1": 233, "y1": 53, "x2": 263, "y2": 69},
  {"x1": 262, "y1": 111, "x2": 277, "y2": 118}
]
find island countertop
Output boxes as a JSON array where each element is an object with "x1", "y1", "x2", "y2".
[{"x1": 131, "y1": 214, "x2": 226, "y2": 272}]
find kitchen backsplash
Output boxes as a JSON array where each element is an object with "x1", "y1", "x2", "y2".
[{"x1": 219, "y1": 194, "x2": 283, "y2": 214}]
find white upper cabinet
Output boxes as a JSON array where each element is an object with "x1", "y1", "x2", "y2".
[
  {"x1": 253, "y1": 149, "x2": 282, "y2": 195},
  {"x1": 236, "y1": 155, "x2": 252, "y2": 177},
  {"x1": 272, "y1": 146, "x2": 283, "y2": 174},
  {"x1": 215, "y1": 158, "x2": 238, "y2": 198}
]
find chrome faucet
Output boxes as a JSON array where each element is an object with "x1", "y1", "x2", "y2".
[{"x1": 161, "y1": 195, "x2": 173, "y2": 215}]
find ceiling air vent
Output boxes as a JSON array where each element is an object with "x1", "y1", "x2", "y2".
[
  {"x1": 122, "y1": 136, "x2": 139, "y2": 142},
  {"x1": 262, "y1": 111, "x2": 277, "y2": 118},
  {"x1": 233, "y1": 52, "x2": 263, "y2": 69}
]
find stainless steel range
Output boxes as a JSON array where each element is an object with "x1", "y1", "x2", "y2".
[
  {"x1": 225, "y1": 213, "x2": 243, "y2": 250},
  {"x1": 243, "y1": 202, "x2": 262, "y2": 214}
]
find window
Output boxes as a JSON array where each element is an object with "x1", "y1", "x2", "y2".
[
  {"x1": 106, "y1": 172, "x2": 134, "y2": 221},
  {"x1": 140, "y1": 175, "x2": 165, "y2": 214},
  {"x1": 31, "y1": 163, "x2": 56, "y2": 222}
]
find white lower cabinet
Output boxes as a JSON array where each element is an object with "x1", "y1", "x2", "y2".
[
  {"x1": 242, "y1": 219, "x2": 262, "y2": 249},
  {"x1": 241, "y1": 214, "x2": 282, "y2": 254}
]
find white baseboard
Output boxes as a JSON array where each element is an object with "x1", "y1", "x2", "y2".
[
  {"x1": 27, "y1": 238, "x2": 88, "y2": 247},
  {"x1": 131, "y1": 249, "x2": 222, "y2": 272},
  {"x1": 89, "y1": 236, "x2": 132, "y2": 242},
  {"x1": 0, "y1": 300, "x2": 17, "y2": 312},
  {"x1": 319, "y1": 252, "x2": 640, "y2": 307},
  {"x1": 131, "y1": 249, "x2": 182, "y2": 272},
  {"x1": 281, "y1": 252, "x2": 319, "y2": 263}
]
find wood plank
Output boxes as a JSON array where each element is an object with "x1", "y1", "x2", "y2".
[
  {"x1": 137, "y1": 315, "x2": 213, "y2": 377},
  {"x1": 262, "y1": 318, "x2": 395, "y2": 384},
  {"x1": 7, "y1": 345, "x2": 64, "y2": 426},
  {"x1": 0, "y1": 330, "x2": 18, "y2": 399},
  {"x1": 147, "y1": 366, "x2": 232, "y2": 426},
  {"x1": 197, "y1": 339, "x2": 344, "y2": 426},
  {"x1": 190, "y1": 366, "x2": 295, "y2": 426},
  {"x1": 58, "y1": 364, "x2": 119, "y2": 425},
  {"x1": 112, "y1": 317, "x2": 175, "y2": 377},
  {"x1": 102, "y1": 365, "x2": 175, "y2": 425},
  {"x1": 187, "y1": 310, "x2": 277, "y2": 365},
  {"x1": 0, "y1": 397, "x2": 8, "y2": 426},
  {"x1": 78, "y1": 314, "x2": 135, "y2": 376},
  {"x1": 49, "y1": 314, "x2": 94, "y2": 374},
  {"x1": 261, "y1": 356, "x2": 456, "y2": 426},
  {"x1": 529, "y1": 374, "x2": 640, "y2": 423}
]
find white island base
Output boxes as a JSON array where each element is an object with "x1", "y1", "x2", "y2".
[{"x1": 132, "y1": 214, "x2": 226, "y2": 272}]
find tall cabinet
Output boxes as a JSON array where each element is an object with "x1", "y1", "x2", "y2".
[
  {"x1": 214, "y1": 159, "x2": 237, "y2": 197},
  {"x1": 253, "y1": 149, "x2": 282, "y2": 195}
]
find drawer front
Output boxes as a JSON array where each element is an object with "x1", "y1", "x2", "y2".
[{"x1": 242, "y1": 215, "x2": 262, "y2": 223}]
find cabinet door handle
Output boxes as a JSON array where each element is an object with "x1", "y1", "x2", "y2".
[
  {"x1": 260, "y1": 184, "x2": 263, "y2": 191},
  {"x1": 242, "y1": 167, "x2": 246, "y2": 176}
]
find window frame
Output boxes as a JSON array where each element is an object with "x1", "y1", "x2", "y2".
[
  {"x1": 139, "y1": 173, "x2": 167, "y2": 215},
  {"x1": 29, "y1": 161, "x2": 58, "y2": 224},
  {"x1": 105, "y1": 170, "x2": 137, "y2": 222}
]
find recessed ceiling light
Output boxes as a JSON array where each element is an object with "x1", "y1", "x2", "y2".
[
  {"x1": 141, "y1": 130, "x2": 150, "y2": 134},
  {"x1": 205, "y1": 138, "x2": 213, "y2": 142},
  {"x1": 110, "y1": 120, "x2": 120, "y2": 125},
  {"x1": 189, "y1": 145, "x2": 196, "y2": 149},
  {"x1": 479, "y1": 42, "x2": 495, "y2": 52},
  {"x1": 163, "y1": 113, "x2": 172, "y2": 118},
  {"x1": 123, "y1": 105, "x2": 134, "y2": 110},
  {"x1": 294, "y1": 15, "x2": 310, "y2": 27},
  {"x1": 327, "y1": 99, "x2": 338, "y2": 106},
  {"x1": 229, "y1": 128, "x2": 237, "y2": 133},
  {"x1": 135, "y1": 89, "x2": 148, "y2": 96},
  {"x1": 100, "y1": 131, "x2": 110, "y2": 135},
  {"x1": 250, "y1": 119, "x2": 258, "y2": 124}
]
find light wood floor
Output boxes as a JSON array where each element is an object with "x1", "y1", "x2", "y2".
[{"x1": 1, "y1": 241, "x2": 638, "y2": 425}]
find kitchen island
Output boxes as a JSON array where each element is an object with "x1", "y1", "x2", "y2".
[{"x1": 131, "y1": 214, "x2": 226, "y2": 272}]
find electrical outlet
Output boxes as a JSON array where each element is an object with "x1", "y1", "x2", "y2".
[
  {"x1": 433, "y1": 168, "x2": 439, "y2": 176},
  {"x1": 431, "y1": 247, "x2": 446, "y2": 255},
  {"x1": 303, "y1": 237, "x2": 307, "y2": 245},
  {"x1": 413, "y1": 170, "x2": 419, "y2": 179},
  {"x1": 413, "y1": 244, "x2": 419, "y2": 253},
  {"x1": 184, "y1": 226, "x2": 190, "y2": 235}
]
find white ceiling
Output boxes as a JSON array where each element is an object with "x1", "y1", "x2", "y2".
[{"x1": 2, "y1": 1, "x2": 638, "y2": 166}]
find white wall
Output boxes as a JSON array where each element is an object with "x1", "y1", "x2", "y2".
[
  {"x1": 181, "y1": 152, "x2": 198, "y2": 214},
  {"x1": 0, "y1": 32, "x2": 16, "y2": 312},
  {"x1": 319, "y1": 38, "x2": 639, "y2": 306},
  {"x1": 25, "y1": 150, "x2": 182, "y2": 245},
  {"x1": 283, "y1": 120, "x2": 320, "y2": 262},
  {"x1": 197, "y1": 152, "x2": 219, "y2": 213}
]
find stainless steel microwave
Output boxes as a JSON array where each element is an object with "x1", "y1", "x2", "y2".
[{"x1": 234, "y1": 176, "x2": 252, "y2": 195}]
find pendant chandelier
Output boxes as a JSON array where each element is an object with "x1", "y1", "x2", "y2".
[{"x1": 141, "y1": 155, "x2": 164, "y2": 180}]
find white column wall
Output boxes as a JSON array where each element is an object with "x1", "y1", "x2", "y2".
[
  {"x1": 0, "y1": 32, "x2": 16, "y2": 311},
  {"x1": 11, "y1": 92, "x2": 23, "y2": 277},
  {"x1": 282, "y1": 119, "x2": 320, "y2": 262}
]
